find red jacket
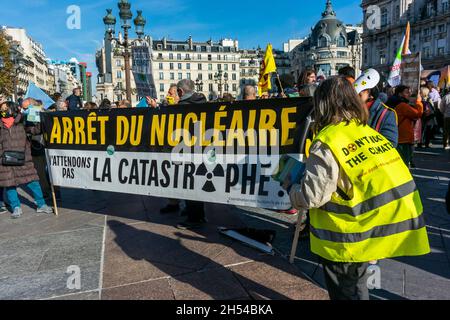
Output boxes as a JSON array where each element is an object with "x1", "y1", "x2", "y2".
[{"x1": 396, "y1": 99, "x2": 423, "y2": 144}]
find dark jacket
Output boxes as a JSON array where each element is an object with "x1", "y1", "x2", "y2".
[
  {"x1": 367, "y1": 94, "x2": 399, "y2": 147},
  {"x1": 178, "y1": 92, "x2": 207, "y2": 105},
  {"x1": 446, "y1": 182, "x2": 450, "y2": 215},
  {"x1": 66, "y1": 94, "x2": 83, "y2": 111},
  {"x1": 0, "y1": 114, "x2": 40, "y2": 187}
]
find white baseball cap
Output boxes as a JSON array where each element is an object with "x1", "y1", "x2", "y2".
[{"x1": 354, "y1": 69, "x2": 380, "y2": 94}]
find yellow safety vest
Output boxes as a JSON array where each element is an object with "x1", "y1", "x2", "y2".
[{"x1": 310, "y1": 120, "x2": 430, "y2": 262}]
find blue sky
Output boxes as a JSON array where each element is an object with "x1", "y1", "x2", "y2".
[{"x1": 1, "y1": 0, "x2": 362, "y2": 82}]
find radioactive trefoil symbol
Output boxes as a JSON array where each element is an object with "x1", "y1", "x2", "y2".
[{"x1": 196, "y1": 163, "x2": 225, "y2": 193}]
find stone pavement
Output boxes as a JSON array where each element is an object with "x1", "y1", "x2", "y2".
[
  {"x1": 0, "y1": 185, "x2": 328, "y2": 300},
  {"x1": 1, "y1": 143, "x2": 448, "y2": 300}
]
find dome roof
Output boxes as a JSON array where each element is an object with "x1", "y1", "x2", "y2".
[{"x1": 310, "y1": 0, "x2": 347, "y2": 48}]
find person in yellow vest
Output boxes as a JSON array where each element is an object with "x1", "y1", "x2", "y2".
[{"x1": 285, "y1": 76, "x2": 430, "y2": 300}]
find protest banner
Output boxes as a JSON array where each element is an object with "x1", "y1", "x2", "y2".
[
  {"x1": 41, "y1": 98, "x2": 313, "y2": 210},
  {"x1": 401, "y1": 53, "x2": 421, "y2": 97},
  {"x1": 131, "y1": 45, "x2": 157, "y2": 99}
]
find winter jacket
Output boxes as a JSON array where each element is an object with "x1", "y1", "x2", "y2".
[
  {"x1": 440, "y1": 93, "x2": 450, "y2": 118},
  {"x1": 0, "y1": 114, "x2": 39, "y2": 187},
  {"x1": 65, "y1": 94, "x2": 83, "y2": 111},
  {"x1": 178, "y1": 92, "x2": 207, "y2": 105},
  {"x1": 388, "y1": 96, "x2": 423, "y2": 144},
  {"x1": 367, "y1": 93, "x2": 399, "y2": 147}
]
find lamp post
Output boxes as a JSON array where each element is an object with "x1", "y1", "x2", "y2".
[
  {"x1": 195, "y1": 78, "x2": 204, "y2": 92},
  {"x1": 214, "y1": 70, "x2": 228, "y2": 98},
  {"x1": 103, "y1": 0, "x2": 146, "y2": 102}
]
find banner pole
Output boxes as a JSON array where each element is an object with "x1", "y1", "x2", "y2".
[
  {"x1": 276, "y1": 72, "x2": 285, "y2": 96},
  {"x1": 44, "y1": 149, "x2": 59, "y2": 216},
  {"x1": 289, "y1": 209, "x2": 306, "y2": 264}
]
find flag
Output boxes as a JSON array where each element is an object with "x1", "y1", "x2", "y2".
[
  {"x1": 388, "y1": 22, "x2": 411, "y2": 87},
  {"x1": 136, "y1": 98, "x2": 148, "y2": 108},
  {"x1": 24, "y1": 82, "x2": 55, "y2": 109},
  {"x1": 258, "y1": 44, "x2": 277, "y2": 96}
]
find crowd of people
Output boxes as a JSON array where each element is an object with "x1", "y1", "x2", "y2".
[{"x1": 1, "y1": 65, "x2": 449, "y2": 300}]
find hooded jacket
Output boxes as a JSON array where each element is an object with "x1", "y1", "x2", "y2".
[
  {"x1": 367, "y1": 93, "x2": 399, "y2": 147},
  {"x1": 178, "y1": 92, "x2": 207, "y2": 105},
  {"x1": 0, "y1": 114, "x2": 39, "y2": 187}
]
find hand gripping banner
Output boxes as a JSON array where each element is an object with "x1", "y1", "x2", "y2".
[{"x1": 41, "y1": 98, "x2": 313, "y2": 210}]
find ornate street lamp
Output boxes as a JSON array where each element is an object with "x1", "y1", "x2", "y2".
[
  {"x1": 195, "y1": 78, "x2": 204, "y2": 92},
  {"x1": 103, "y1": 0, "x2": 146, "y2": 102},
  {"x1": 214, "y1": 70, "x2": 228, "y2": 97}
]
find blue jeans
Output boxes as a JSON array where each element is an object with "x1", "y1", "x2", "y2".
[
  {"x1": 0, "y1": 187, "x2": 4, "y2": 208},
  {"x1": 6, "y1": 181, "x2": 46, "y2": 210}
]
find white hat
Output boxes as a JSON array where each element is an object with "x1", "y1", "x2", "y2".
[{"x1": 354, "y1": 69, "x2": 380, "y2": 94}]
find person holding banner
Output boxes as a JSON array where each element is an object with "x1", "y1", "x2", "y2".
[
  {"x1": 0, "y1": 101, "x2": 53, "y2": 219},
  {"x1": 175, "y1": 79, "x2": 208, "y2": 230},
  {"x1": 284, "y1": 76, "x2": 430, "y2": 300}
]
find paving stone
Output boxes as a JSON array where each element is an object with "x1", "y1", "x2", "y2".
[
  {"x1": 102, "y1": 278, "x2": 174, "y2": 300},
  {"x1": 170, "y1": 268, "x2": 249, "y2": 300},
  {"x1": 0, "y1": 263, "x2": 100, "y2": 300},
  {"x1": 230, "y1": 259, "x2": 329, "y2": 300},
  {"x1": 48, "y1": 291, "x2": 100, "y2": 300}
]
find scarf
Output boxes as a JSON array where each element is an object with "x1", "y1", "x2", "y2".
[{"x1": 1, "y1": 117, "x2": 15, "y2": 129}]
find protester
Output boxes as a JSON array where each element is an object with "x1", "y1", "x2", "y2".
[
  {"x1": 440, "y1": 90, "x2": 450, "y2": 150},
  {"x1": 0, "y1": 101, "x2": 53, "y2": 218},
  {"x1": 84, "y1": 102, "x2": 98, "y2": 111},
  {"x1": 278, "y1": 74, "x2": 299, "y2": 98},
  {"x1": 355, "y1": 69, "x2": 398, "y2": 147},
  {"x1": 427, "y1": 81, "x2": 441, "y2": 105},
  {"x1": 52, "y1": 93, "x2": 67, "y2": 111},
  {"x1": 65, "y1": 87, "x2": 83, "y2": 111},
  {"x1": 297, "y1": 68, "x2": 317, "y2": 97},
  {"x1": 420, "y1": 87, "x2": 438, "y2": 148},
  {"x1": 285, "y1": 76, "x2": 430, "y2": 300},
  {"x1": 175, "y1": 79, "x2": 208, "y2": 229},
  {"x1": 387, "y1": 85, "x2": 423, "y2": 167},
  {"x1": 221, "y1": 93, "x2": 235, "y2": 102},
  {"x1": 118, "y1": 100, "x2": 132, "y2": 109},
  {"x1": 99, "y1": 98, "x2": 112, "y2": 110},
  {"x1": 242, "y1": 85, "x2": 257, "y2": 100},
  {"x1": 338, "y1": 66, "x2": 356, "y2": 84},
  {"x1": 260, "y1": 92, "x2": 269, "y2": 99}
]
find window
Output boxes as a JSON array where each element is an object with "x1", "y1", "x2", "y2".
[
  {"x1": 159, "y1": 62, "x2": 163, "y2": 70},
  {"x1": 116, "y1": 59, "x2": 122, "y2": 67},
  {"x1": 198, "y1": 74, "x2": 203, "y2": 80},
  {"x1": 170, "y1": 63, "x2": 174, "y2": 70},
  {"x1": 319, "y1": 36, "x2": 328, "y2": 48},
  {"x1": 424, "y1": 28, "x2": 430, "y2": 36},
  {"x1": 381, "y1": 8, "x2": 388, "y2": 26},
  {"x1": 218, "y1": 64, "x2": 222, "y2": 70},
  {"x1": 208, "y1": 73, "x2": 213, "y2": 80},
  {"x1": 160, "y1": 84, "x2": 165, "y2": 92},
  {"x1": 232, "y1": 64, "x2": 236, "y2": 71},
  {"x1": 224, "y1": 84, "x2": 229, "y2": 92},
  {"x1": 177, "y1": 53, "x2": 182, "y2": 60},
  {"x1": 218, "y1": 55, "x2": 221, "y2": 61},
  {"x1": 208, "y1": 64, "x2": 213, "y2": 70},
  {"x1": 178, "y1": 63, "x2": 182, "y2": 70},
  {"x1": 169, "y1": 53, "x2": 174, "y2": 60},
  {"x1": 208, "y1": 54, "x2": 212, "y2": 61},
  {"x1": 197, "y1": 54, "x2": 202, "y2": 60},
  {"x1": 438, "y1": 47, "x2": 445, "y2": 56},
  {"x1": 159, "y1": 72, "x2": 164, "y2": 80},
  {"x1": 170, "y1": 73, "x2": 175, "y2": 80},
  {"x1": 232, "y1": 84, "x2": 237, "y2": 92},
  {"x1": 444, "y1": 0, "x2": 449, "y2": 13},
  {"x1": 224, "y1": 55, "x2": 228, "y2": 61},
  {"x1": 186, "y1": 54, "x2": 190, "y2": 60},
  {"x1": 178, "y1": 73, "x2": 183, "y2": 80},
  {"x1": 209, "y1": 83, "x2": 213, "y2": 92},
  {"x1": 439, "y1": 24, "x2": 446, "y2": 33},
  {"x1": 187, "y1": 73, "x2": 191, "y2": 80},
  {"x1": 187, "y1": 63, "x2": 191, "y2": 70},
  {"x1": 232, "y1": 73, "x2": 237, "y2": 80},
  {"x1": 116, "y1": 71, "x2": 122, "y2": 79},
  {"x1": 337, "y1": 51, "x2": 347, "y2": 58},
  {"x1": 224, "y1": 64, "x2": 228, "y2": 71},
  {"x1": 198, "y1": 63, "x2": 202, "y2": 70},
  {"x1": 423, "y1": 47, "x2": 431, "y2": 58},
  {"x1": 337, "y1": 35, "x2": 346, "y2": 47},
  {"x1": 157, "y1": 53, "x2": 163, "y2": 60}
]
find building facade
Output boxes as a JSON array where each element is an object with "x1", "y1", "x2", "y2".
[
  {"x1": 96, "y1": 32, "x2": 295, "y2": 103},
  {"x1": 362, "y1": 0, "x2": 450, "y2": 75},
  {"x1": 289, "y1": 0, "x2": 363, "y2": 81}
]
